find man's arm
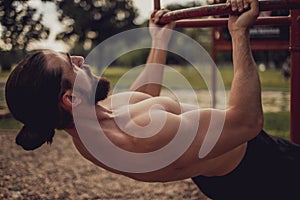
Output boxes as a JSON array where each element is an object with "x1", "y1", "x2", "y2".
[
  {"x1": 227, "y1": 0, "x2": 263, "y2": 122},
  {"x1": 179, "y1": 0, "x2": 263, "y2": 159},
  {"x1": 130, "y1": 10, "x2": 175, "y2": 97},
  {"x1": 124, "y1": 0, "x2": 263, "y2": 165}
]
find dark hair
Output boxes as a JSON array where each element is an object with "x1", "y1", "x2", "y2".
[{"x1": 5, "y1": 50, "x2": 72, "y2": 150}]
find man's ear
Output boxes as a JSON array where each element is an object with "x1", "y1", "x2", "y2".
[{"x1": 61, "y1": 90, "x2": 82, "y2": 109}]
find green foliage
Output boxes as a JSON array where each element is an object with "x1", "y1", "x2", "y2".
[
  {"x1": 56, "y1": 0, "x2": 138, "y2": 56},
  {"x1": 0, "y1": 0, "x2": 50, "y2": 71},
  {"x1": 109, "y1": 1, "x2": 217, "y2": 67}
]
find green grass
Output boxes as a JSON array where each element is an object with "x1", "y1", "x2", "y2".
[
  {"x1": 264, "y1": 111, "x2": 290, "y2": 139},
  {"x1": 0, "y1": 117, "x2": 22, "y2": 130},
  {"x1": 259, "y1": 70, "x2": 290, "y2": 91},
  {"x1": 101, "y1": 66, "x2": 290, "y2": 91},
  {"x1": 0, "y1": 89, "x2": 5, "y2": 109},
  {"x1": 0, "y1": 71, "x2": 9, "y2": 78}
]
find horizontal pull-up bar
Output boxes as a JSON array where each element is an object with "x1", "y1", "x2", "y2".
[
  {"x1": 159, "y1": 0, "x2": 300, "y2": 24},
  {"x1": 175, "y1": 16, "x2": 290, "y2": 28}
]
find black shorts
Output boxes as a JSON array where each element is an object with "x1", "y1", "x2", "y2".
[{"x1": 192, "y1": 130, "x2": 300, "y2": 200}]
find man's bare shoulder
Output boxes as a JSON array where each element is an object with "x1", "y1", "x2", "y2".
[
  {"x1": 101, "y1": 91, "x2": 182, "y2": 113},
  {"x1": 101, "y1": 91, "x2": 152, "y2": 108}
]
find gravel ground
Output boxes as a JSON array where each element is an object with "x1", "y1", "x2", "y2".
[{"x1": 0, "y1": 131, "x2": 210, "y2": 200}]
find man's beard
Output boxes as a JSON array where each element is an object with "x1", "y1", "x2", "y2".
[
  {"x1": 94, "y1": 77, "x2": 110, "y2": 104},
  {"x1": 82, "y1": 64, "x2": 110, "y2": 105}
]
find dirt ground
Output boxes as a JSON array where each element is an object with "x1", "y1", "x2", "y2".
[{"x1": 0, "y1": 131, "x2": 210, "y2": 200}]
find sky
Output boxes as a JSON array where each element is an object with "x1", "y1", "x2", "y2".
[{"x1": 25, "y1": 0, "x2": 205, "y2": 51}]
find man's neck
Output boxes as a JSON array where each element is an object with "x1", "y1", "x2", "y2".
[{"x1": 95, "y1": 103, "x2": 114, "y2": 120}]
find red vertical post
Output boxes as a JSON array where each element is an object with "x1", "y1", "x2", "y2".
[
  {"x1": 154, "y1": 0, "x2": 161, "y2": 10},
  {"x1": 290, "y1": 9, "x2": 300, "y2": 144},
  {"x1": 211, "y1": 28, "x2": 217, "y2": 108}
]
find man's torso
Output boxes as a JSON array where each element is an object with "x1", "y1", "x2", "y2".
[{"x1": 70, "y1": 91, "x2": 247, "y2": 182}]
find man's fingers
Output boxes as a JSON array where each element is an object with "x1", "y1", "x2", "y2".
[
  {"x1": 236, "y1": 0, "x2": 244, "y2": 12},
  {"x1": 244, "y1": 0, "x2": 249, "y2": 9},
  {"x1": 226, "y1": 0, "x2": 231, "y2": 6},
  {"x1": 152, "y1": 9, "x2": 171, "y2": 24},
  {"x1": 228, "y1": 0, "x2": 252, "y2": 12},
  {"x1": 151, "y1": 10, "x2": 157, "y2": 19},
  {"x1": 230, "y1": 0, "x2": 238, "y2": 11},
  {"x1": 249, "y1": 0, "x2": 259, "y2": 18},
  {"x1": 155, "y1": 9, "x2": 168, "y2": 18}
]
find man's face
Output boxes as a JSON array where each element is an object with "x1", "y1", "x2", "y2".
[{"x1": 44, "y1": 50, "x2": 110, "y2": 105}]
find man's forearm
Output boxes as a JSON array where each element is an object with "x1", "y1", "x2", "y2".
[
  {"x1": 130, "y1": 43, "x2": 168, "y2": 96},
  {"x1": 229, "y1": 30, "x2": 263, "y2": 128},
  {"x1": 130, "y1": 9, "x2": 175, "y2": 96}
]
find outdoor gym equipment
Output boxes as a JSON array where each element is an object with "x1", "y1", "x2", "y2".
[{"x1": 153, "y1": 0, "x2": 300, "y2": 144}]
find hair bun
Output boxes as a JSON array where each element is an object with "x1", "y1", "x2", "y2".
[{"x1": 16, "y1": 125, "x2": 55, "y2": 151}]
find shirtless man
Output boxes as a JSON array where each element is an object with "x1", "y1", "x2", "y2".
[{"x1": 5, "y1": 0, "x2": 300, "y2": 199}]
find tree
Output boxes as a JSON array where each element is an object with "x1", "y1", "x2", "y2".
[
  {"x1": 55, "y1": 0, "x2": 138, "y2": 56},
  {"x1": 165, "y1": 2, "x2": 211, "y2": 66},
  {"x1": 165, "y1": 2, "x2": 210, "y2": 50},
  {"x1": 0, "y1": 0, "x2": 50, "y2": 71}
]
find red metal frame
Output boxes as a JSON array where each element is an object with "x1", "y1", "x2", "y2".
[
  {"x1": 154, "y1": 0, "x2": 161, "y2": 10},
  {"x1": 290, "y1": 9, "x2": 300, "y2": 144},
  {"x1": 155, "y1": 0, "x2": 300, "y2": 144},
  {"x1": 158, "y1": 0, "x2": 300, "y2": 24},
  {"x1": 175, "y1": 16, "x2": 290, "y2": 28}
]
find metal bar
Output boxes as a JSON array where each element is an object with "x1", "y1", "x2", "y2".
[
  {"x1": 290, "y1": 9, "x2": 300, "y2": 144},
  {"x1": 154, "y1": 0, "x2": 161, "y2": 10},
  {"x1": 214, "y1": 40, "x2": 290, "y2": 51},
  {"x1": 159, "y1": 0, "x2": 300, "y2": 24},
  {"x1": 175, "y1": 16, "x2": 291, "y2": 28},
  {"x1": 210, "y1": 26, "x2": 217, "y2": 108}
]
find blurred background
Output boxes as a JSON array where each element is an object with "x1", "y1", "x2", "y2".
[
  {"x1": 0, "y1": 0, "x2": 290, "y2": 137},
  {"x1": 0, "y1": 1, "x2": 292, "y2": 199}
]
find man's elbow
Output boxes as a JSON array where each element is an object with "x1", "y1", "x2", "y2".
[
  {"x1": 244, "y1": 113, "x2": 264, "y2": 138},
  {"x1": 229, "y1": 108, "x2": 264, "y2": 139},
  {"x1": 253, "y1": 115, "x2": 264, "y2": 130}
]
